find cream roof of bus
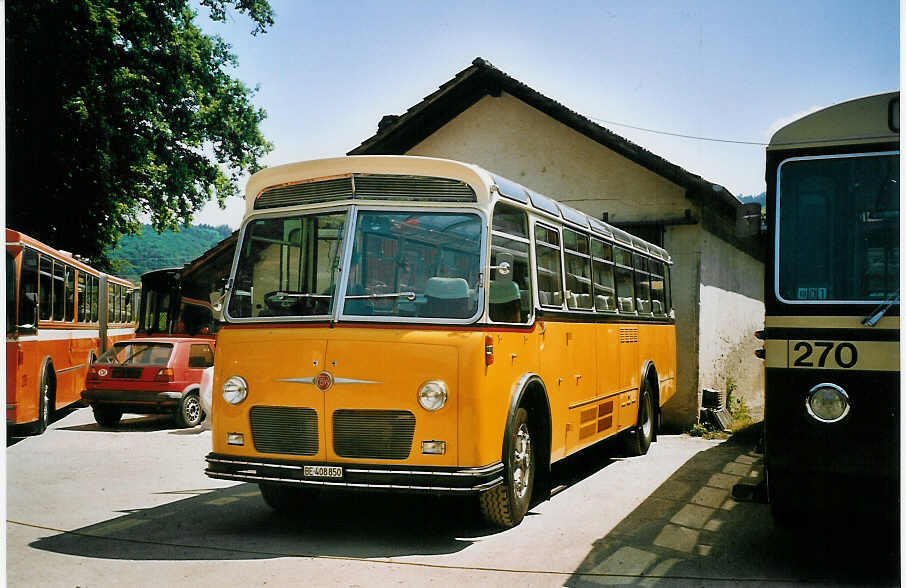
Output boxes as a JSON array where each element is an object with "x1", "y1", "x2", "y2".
[
  {"x1": 246, "y1": 155, "x2": 671, "y2": 264},
  {"x1": 768, "y1": 91, "x2": 899, "y2": 151}
]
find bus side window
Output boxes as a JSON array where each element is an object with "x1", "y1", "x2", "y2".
[
  {"x1": 39, "y1": 255, "x2": 52, "y2": 321},
  {"x1": 17, "y1": 249, "x2": 39, "y2": 333},
  {"x1": 53, "y1": 260, "x2": 65, "y2": 321},
  {"x1": 613, "y1": 246, "x2": 635, "y2": 313},
  {"x1": 64, "y1": 264, "x2": 75, "y2": 322},
  {"x1": 77, "y1": 272, "x2": 87, "y2": 322},
  {"x1": 591, "y1": 238, "x2": 616, "y2": 312},
  {"x1": 534, "y1": 223, "x2": 564, "y2": 309},
  {"x1": 490, "y1": 203, "x2": 532, "y2": 323}
]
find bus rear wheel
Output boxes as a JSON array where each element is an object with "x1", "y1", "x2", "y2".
[
  {"x1": 479, "y1": 407, "x2": 535, "y2": 528},
  {"x1": 623, "y1": 384, "x2": 654, "y2": 456}
]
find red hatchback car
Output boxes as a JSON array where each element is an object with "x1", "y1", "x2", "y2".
[{"x1": 81, "y1": 337, "x2": 215, "y2": 428}]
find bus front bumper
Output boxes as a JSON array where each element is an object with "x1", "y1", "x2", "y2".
[{"x1": 205, "y1": 453, "x2": 504, "y2": 495}]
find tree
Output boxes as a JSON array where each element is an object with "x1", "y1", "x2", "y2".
[{"x1": 6, "y1": 0, "x2": 274, "y2": 267}]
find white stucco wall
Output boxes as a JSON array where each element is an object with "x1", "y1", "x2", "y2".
[
  {"x1": 697, "y1": 232, "x2": 765, "y2": 420},
  {"x1": 406, "y1": 93, "x2": 689, "y2": 223}
]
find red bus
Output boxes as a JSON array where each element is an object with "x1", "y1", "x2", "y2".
[{"x1": 6, "y1": 229, "x2": 138, "y2": 434}]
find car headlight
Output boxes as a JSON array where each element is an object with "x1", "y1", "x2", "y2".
[
  {"x1": 222, "y1": 376, "x2": 248, "y2": 405},
  {"x1": 806, "y1": 383, "x2": 850, "y2": 423},
  {"x1": 417, "y1": 380, "x2": 447, "y2": 411}
]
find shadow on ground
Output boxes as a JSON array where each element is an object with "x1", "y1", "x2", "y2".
[
  {"x1": 565, "y1": 424, "x2": 899, "y2": 587},
  {"x1": 28, "y1": 432, "x2": 624, "y2": 562},
  {"x1": 57, "y1": 413, "x2": 180, "y2": 433}
]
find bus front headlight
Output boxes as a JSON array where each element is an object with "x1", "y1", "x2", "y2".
[
  {"x1": 222, "y1": 376, "x2": 248, "y2": 405},
  {"x1": 417, "y1": 380, "x2": 447, "y2": 411},
  {"x1": 806, "y1": 383, "x2": 850, "y2": 423}
]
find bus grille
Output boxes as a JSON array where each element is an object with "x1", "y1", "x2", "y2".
[
  {"x1": 249, "y1": 406, "x2": 318, "y2": 456},
  {"x1": 333, "y1": 410, "x2": 415, "y2": 460},
  {"x1": 254, "y1": 174, "x2": 476, "y2": 210}
]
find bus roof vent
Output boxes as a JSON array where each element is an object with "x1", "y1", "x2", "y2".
[
  {"x1": 255, "y1": 177, "x2": 354, "y2": 209},
  {"x1": 254, "y1": 174, "x2": 476, "y2": 210}
]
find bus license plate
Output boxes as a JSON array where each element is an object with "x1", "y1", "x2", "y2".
[{"x1": 303, "y1": 465, "x2": 343, "y2": 478}]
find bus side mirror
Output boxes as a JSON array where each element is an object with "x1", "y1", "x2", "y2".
[
  {"x1": 209, "y1": 277, "x2": 229, "y2": 322},
  {"x1": 490, "y1": 252, "x2": 514, "y2": 283},
  {"x1": 736, "y1": 202, "x2": 762, "y2": 238}
]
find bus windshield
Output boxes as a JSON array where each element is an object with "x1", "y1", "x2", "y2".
[
  {"x1": 229, "y1": 211, "x2": 347, "y2": 319},
  {"x1": 342, "y1": 210, "x2": 482, "y2": 319},
  {"x1": 227, "y1": 209, "x2": 483, "y2": 321},
  {"x1": 777, "y1": 152, "x2": 899, "y2": 303}
]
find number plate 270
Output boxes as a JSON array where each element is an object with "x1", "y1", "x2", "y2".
[{"x1": 791, "y1": 341, "x2": 858, "y2": 369}]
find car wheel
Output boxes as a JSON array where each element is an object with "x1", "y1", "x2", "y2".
[
  {"x1": 259, "y1": 483, "x2": 313, "y2": 512},
  {"x1": 175, "y1": 391, "x2": 204, "y2": 428},
  {"x1": 92, "y1": 405, "x2": 123, "y2": 427},
  {"x1": 479, "y1": 407, "x2": 535, "y2": 528},
  {"x1": 623, "y1": 383, "x2": 654, "y2": 456}
]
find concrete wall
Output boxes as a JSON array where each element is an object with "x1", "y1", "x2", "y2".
[
  {"x1": 697, "y1": 232, "x2": 765, "y2": 420},
  {"x1": 661, "y1": 223, "x2": 703, "y2": 431}
]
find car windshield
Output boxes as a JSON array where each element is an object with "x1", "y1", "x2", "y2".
[
  {"x1": 342, "y1": 211, "x2": 482, "y2": 319},
  {"x1": 777, "y1": 152, "x2": 899, "y2": 303},
  {"x1": 98, "y1": 342, "x2": 173, "y2": 366}
]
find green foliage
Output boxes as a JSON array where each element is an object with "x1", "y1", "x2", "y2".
[
  {"x1": 106, "y1": 223, "x2": 233, "y2": 284},
  {"x1": 6, "y1": 1, "x2": 273, "y2": 269},
  {"x1": 689, "y1": 423, "x2": 708, "y2": 437}
]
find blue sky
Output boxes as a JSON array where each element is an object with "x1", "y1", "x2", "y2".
[{"x1": 192, "y1": 0, "x2": 899, "y2": 227}]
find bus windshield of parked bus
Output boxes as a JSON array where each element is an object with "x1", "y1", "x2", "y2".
[
  {"x1": 776, "y1": 152, "x2": 899, "y2": 303},
  {"x1": 227, "y1": 209, "x2": 483, "y2": 320}
]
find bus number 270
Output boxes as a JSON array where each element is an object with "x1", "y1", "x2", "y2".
[{"x1": 792, "y1": 341, "x2": 858, "y2": 369}]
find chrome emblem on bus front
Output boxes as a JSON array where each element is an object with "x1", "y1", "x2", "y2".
[{"x1": 314, "y1": 371, "x2": 333, "y2": 391}]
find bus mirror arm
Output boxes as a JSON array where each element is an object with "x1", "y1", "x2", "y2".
[{"x1": 490, "y1": 252, "x2": 514, "y2": 282}]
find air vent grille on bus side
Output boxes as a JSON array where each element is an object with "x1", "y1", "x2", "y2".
[
  {"x1": 254, "y1": 174, "x2": 476, "y2": 210},
  {"x1": 249, "y1": 406, "x2": 318, "y2": 456},
  {"x1": 332, "y1": 409, "x2": 415, "y2": 460}
]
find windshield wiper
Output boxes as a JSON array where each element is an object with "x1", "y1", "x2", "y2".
[
  {"x1": 270, "y1": 291, "x2": 331, "y2": 299},
  {"x1": 346, "y1": 291, "x2": 417, "y2": 301},
  {"x1": 862, "y1": 288, "x2": 899, "y2": 327}
]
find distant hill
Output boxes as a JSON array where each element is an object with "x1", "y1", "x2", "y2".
[
  {"x1": 107, "y1": 224, "x2": 234, "y2": 284},
  {"x1": 737, "y1": 191, "x2": 766, "y2": 207}
]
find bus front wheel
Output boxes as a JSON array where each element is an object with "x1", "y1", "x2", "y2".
[
  {"x1": 259, "y1": 483, "x2": 314, "y2": 512},
  {"x1": 479, "y1": 407, "x2": 535, "y2": 528},
  {"x1": 34, "y1": 362, "x2": 55, "y2": 434}
]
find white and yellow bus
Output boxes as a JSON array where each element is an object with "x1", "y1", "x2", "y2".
[
  {"x1": 205, "y1": 156, "x2": 677, "y2": 527},
  {"x1": 761, "y1": 92, "x2": 899, "y2": 521}
]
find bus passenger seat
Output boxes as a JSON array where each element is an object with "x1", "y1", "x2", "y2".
[
  {"x1": 577, "y1": 293, "x2": 593, "y2": 309},
  {"x1": 619, "y1": 297, "x2": 634, "y2": 312},
  {"x1": 424, "y1": 277, "x2": 471, "y2": 318},
  {"x1": 489, "y1": 280, "x2": 521, "y2": 322}
]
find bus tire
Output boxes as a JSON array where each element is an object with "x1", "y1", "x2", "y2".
[
  {"x1": 175, "y1": 391, "x2": 204, "y2": 428},
  {"x1": 479, "y1": 407, "x2": 534, "y2": 528},
  {"x1": 92, "y1": 405, "x2": 123, "y2": 427},
  {"x1": 34, "y1": 361, "x2": 55, "y2": 435},
  {"x1": 259, "y1": 483, "x2": 310, "y2": 512},
  {"x1": 623, "y1": 383, "x2": 654, "y2": 456}
]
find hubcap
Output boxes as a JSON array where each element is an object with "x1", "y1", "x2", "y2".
[
  {"x1": 185, "y1": 397, "x2": 200, "y2": 423},
  {"x1": 40, "y1": 383, "x2": 49, "y2": 421},
  {"x1": 512, "y1": 423, "x2": 532, "y2": 499}
]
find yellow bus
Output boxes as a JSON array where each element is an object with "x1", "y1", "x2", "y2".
[
  {"x1": 205, "y1": 156, "x2": 677, "y2": 527},
  {"x1": 761, "y1": 92, "x2": 899, "y2": 522}
]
